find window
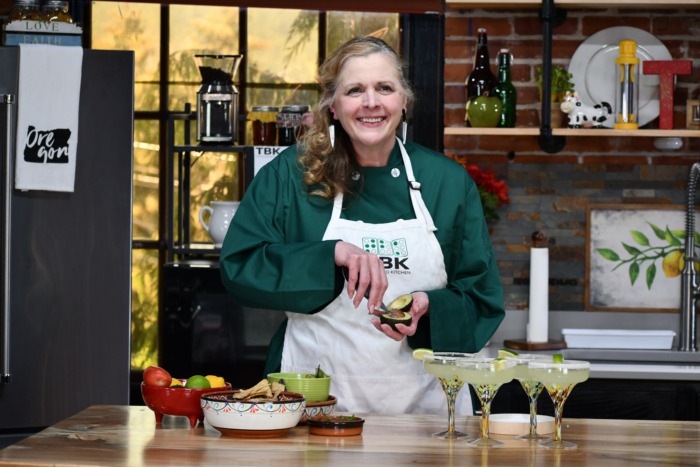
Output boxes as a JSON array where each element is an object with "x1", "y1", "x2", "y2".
[{"x1": 90, "y1": 3, "x2": 403, "y2": 370}]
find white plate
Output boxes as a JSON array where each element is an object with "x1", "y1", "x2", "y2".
[
  {"x1": 489, "y1": 413, "x2": 554, "y2": 436},
  {"x1": 568, "y1": 26, "x2": 672, "y2": 128}
]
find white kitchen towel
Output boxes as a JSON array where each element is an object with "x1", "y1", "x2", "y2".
[{"x1": 15, "y1": 44, "x2": 83, "y2": 192}]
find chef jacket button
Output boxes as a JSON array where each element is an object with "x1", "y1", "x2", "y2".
[{"x1": 391, "y1": 168, "x2": 400, "y2": 178}]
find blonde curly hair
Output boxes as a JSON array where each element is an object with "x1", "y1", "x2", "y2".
[{"x1": 297, "y1": 36, "x2": 414, "y2": 199}]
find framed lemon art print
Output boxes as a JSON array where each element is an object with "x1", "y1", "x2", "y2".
[{"x1": 585, "y1": 204, "x2": 698, "y2": 312}]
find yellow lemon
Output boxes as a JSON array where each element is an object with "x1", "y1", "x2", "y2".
[
  {"x1": 169, "y1": 378, "x2": 184, "y2": 387},
  {"x1": 662, "y1": 250, "x2": 683, "y2": 278},
  {"x1": 205, "y1": 375, "x2": 226, "y2": 388}
]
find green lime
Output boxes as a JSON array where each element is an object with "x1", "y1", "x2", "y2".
[
  {"x1": 492, "y1": 357, "x2": 507, "y2": 370},
  {"x1": 552, "y1": 353, "x2": 564, "y2": 364},
  {"x1": 185, "y1": 375, "x2": 211, "y2": 389},
  {"x1": 498, "y1": 349, "x2": 519, "y2": 359},
  {"x1": 412, "y1": 348, "x2": 433, "y2": 361}
]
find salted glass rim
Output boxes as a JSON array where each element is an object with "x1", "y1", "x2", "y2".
[
  {"x1": 423, "y1": 352, "x2": 476, "y2": 363},
  {"x1": 505, "y1": 353, "x2": 552, "y2": 363},
  {"x1": 455, "y1": 357, "x2": 517, "y2": 370},
  {"x1": 528, "y1": 359, "x2": 590, "y2": 369}
]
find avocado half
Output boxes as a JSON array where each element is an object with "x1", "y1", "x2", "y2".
[
  {"x1": 380, "y1": 311, "x2": 412, "y2": 331},
  {"x1": 380, "y1": 294, "x2": 414, "y2": 331}
]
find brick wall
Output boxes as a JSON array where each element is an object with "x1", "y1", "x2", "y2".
[{"x1": 443, "y1": 8, "x2": 700, "y2": 311}]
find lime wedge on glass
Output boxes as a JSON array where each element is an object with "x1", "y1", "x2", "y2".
[
  {"x1": 552, "y1": 353, "x2": 564, "y2": 363},
  {"x1": 412, "y1": 348, "x2": 433, "y2": 360},
  {"x1": 492, "y1": 357, "x2": 507, "y2": 370},
  {"x1": 498, "y1": 349, "x2": 519, "y2": 359}
]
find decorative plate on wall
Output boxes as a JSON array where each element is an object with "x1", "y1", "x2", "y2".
[{"x1": 568, "y1": 26, "x2": 672, "y2": 128}]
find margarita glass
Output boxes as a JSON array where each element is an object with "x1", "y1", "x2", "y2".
[
  {"x1": 455, "y1": 358, "x2": 516, "y2": 447},
  {"x1": 506, "y1": 353, "x2": 551, "y2": 441},
  {"x1": 422, "y1": 352, "x2": 475, "y2": 439},
  {"x1": 528, "y1": 359, "x2": 590, "y2": 450}
]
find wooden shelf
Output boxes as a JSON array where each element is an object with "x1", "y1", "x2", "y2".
[
  {"x1": 446, "y1": 0, "x2": 700, "y2": 9},
  {"x1": 553, "y1": 128, "x2": 700, "y2": 137},
  {"x1": 444, "y1": 0, "x2": 700, "y2": 150},
  {"x1": 445, "y1": 127, "x2": 539, "y2": 136},
  {"x1": 444, "y1": 127, "x2": 700, "y2": 137}
]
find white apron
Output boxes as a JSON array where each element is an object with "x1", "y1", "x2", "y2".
[{"x1": 281, "y1": 139, "x2": 473, "y2": 415}]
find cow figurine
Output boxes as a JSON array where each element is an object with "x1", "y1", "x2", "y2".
[{"x1": 559, "y1": 91, "x2": 613, "y2": 128}]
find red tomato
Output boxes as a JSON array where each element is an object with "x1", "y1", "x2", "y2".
[{"x1": 143, "y1": 366, "x2": 172, "y2": 387}]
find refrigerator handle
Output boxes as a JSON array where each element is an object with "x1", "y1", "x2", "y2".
[{"x1": 1, "y1": 93, "x2": 14, "y2": 384}]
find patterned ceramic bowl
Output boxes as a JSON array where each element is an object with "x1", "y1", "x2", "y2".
[
  {"x1": 300, "y1": 395, "x2": 337, "y2": 423},
  {"x1": 201, "y1": 390, "x2": 305, "y2": 437}
]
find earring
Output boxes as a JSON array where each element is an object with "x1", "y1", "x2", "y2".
[
  {"x1": 329, "y1": 124, "x2": 335, "y2": 148},
  {"x1": 401, "y1": 109, "x2": 408, "y2": 145}
]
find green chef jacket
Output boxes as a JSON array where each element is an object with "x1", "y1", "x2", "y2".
[{"x1": 220, "y1": 140, "x2": 505, "y2": 376}]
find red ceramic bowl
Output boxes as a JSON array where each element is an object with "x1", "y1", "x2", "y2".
[{"x1": 141, "y1": 380, "x2": 232, "y2": 428}]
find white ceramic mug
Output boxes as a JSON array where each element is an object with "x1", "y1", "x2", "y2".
[{"x1": 199, "y1": 201, "x2": 240, "y2": 247}]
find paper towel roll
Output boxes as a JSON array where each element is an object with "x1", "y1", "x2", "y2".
[{"x1": 527, "y1": 247, "x2": 549, "y2": 343}]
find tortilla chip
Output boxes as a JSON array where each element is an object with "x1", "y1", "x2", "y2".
[{"x1": 233, "y1": 379, "x2": 271, "y2": 400}]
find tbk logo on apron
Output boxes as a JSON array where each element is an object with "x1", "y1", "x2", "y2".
[{"x1": 281, "y1": 139, "x2": 473, "y2": 415}]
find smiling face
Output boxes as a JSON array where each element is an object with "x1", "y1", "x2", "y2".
[{"x1": 330, "y1": 53, "x2": 407, "y2": 164}]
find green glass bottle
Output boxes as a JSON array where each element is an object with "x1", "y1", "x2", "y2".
[{"x1": 494, "y1": 49, "x2": 517, "y2": 128}]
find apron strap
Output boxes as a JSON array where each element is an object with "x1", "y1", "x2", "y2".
[
  {"x1": 328, "y1": 139, "x2": 438, "y2": 233},
  {"x1": 330, "y1": 192, "x2": 344, "y2": 222},
  {"x1": 396, "y1": 138, "x2": 437, "y2": 232}
]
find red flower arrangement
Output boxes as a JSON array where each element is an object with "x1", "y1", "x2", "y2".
[{"x1": 447, "y1": 155, "x2": 510, "y2": 221}]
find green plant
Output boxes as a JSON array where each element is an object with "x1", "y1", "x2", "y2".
[{"x1": 536, "y1": 66, "x2": 575, "y2": 103}]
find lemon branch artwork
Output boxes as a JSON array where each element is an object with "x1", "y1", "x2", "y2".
[{"x1": 596, "y1": 221, "x2": 699, "y2": 290}]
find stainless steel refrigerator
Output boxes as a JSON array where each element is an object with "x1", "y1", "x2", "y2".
[{"x1": 0, "y1": 47, "x2": 134, "y2": 435}]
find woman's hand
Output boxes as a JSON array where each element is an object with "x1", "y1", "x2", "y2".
[
  {"x1": 335, "y1": 241, "x2": 388, "y2": 312},
  {"x1": 370, "y1": 292, "x2": 429, "y2": 340}
]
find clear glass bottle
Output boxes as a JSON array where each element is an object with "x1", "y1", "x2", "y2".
[
  {"x1": 41, "y1": 0, "x2": 73, "y2": 23},
  {"x1": 465, "y1": 28, "x2": 498, "y2": 127},
  {"x1": 494, "y1": 49, "x2": 517, "y2": 128},
  {"x1": 8, "y1": 0, "x2": 41, "y2": 21}
]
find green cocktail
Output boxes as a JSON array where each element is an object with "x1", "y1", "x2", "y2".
[
  {"x1": 423, "y1": 352, "x2": 475, "y2": 439},
  {"x1": 528, "y1": 359, "x2": 591, "y2": 450},
  {"x1": 455, "y1": 358, "x2": 516, "y2": 447}
]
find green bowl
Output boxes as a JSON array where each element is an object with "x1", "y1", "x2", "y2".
[{"x1": 267, "y1": 372, "x2": 331, "y2": 403}]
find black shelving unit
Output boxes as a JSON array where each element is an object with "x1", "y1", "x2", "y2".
[
  {"x1": 160, "y1": 110, "x2": 286, "y2": 385},
  {"x1": 165, "y1": 109, "x2": 253, "y2": 262}
]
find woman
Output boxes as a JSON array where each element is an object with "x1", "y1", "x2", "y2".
[{"x1": 220, "y1": 36, "x2": 504, "y2": 415}]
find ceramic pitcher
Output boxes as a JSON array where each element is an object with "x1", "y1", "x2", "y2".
[{"x1": 199, "y1": 201, "x2": 240, "y2": 247}]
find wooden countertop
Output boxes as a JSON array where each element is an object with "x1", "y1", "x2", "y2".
[{"x1": 1, "y1": 405, "x2": 699, "y2": 466}]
